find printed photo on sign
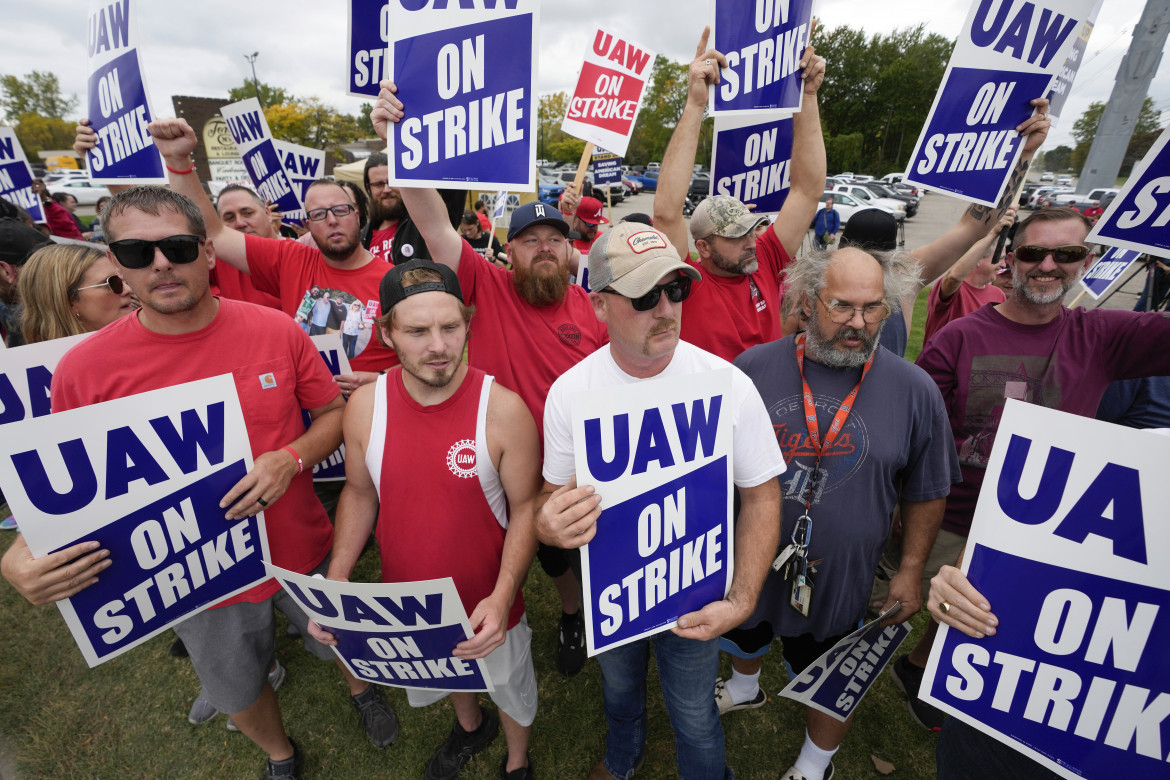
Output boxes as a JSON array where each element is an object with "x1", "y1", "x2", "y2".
[
  {"x1": 711, "y1": 114, "x2": 793, "y2": 214},
  {"x1": 0, "y1": 333, "x2": 91, "y2": 427},
  {"x1": 904, "y1": 0, "x2": 1095, "y2": 206},
  {"x1": 269, "y1": 566, "x2": 493, "y2": 693},
  {"x1": 921, "y1": 401, "x2": 1170, "y2": 780},
  {"x1": 712, "y1": 0, "x2": 814, "y2": 115},
  {"x1": 306, "y1": 334, "x2": 351, "y2": 482},
  {"x1": 0, "y1": 128, "x2": 47, "y2": 222},
  {"x1": 1077, "y1": 246, "x2": 1142, "y2": 300},
  {"x1": 780, "y1": 603, "x2": 910, "y2": 721},
  {"x1": 0, "y1": 376, "x2": 267, "y2": 667},
  {"x1": 561, "y1": 27, "x2": 656, "y2": 158},
  {"x1": 220, "y1": 98, "x2": 305, "y2": 222},
  {"x1": 573, "y1": 370, "x2": 735, "y2": 656},
  {"x1": 85, "y1": 0, "x2": 166, "y2": 184},
  {"x1": 295, "y1": 286, "x2": 377, "y2": 362},
  {"x1": 1087, "y1": 126, "x2": 1170, "y2": 256},
  {"x1": 384, "y1": 0, "x2": 539, "y2": 190}
]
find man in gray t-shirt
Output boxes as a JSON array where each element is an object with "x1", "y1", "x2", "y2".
[{"x1": 717, "y1": 246, "x2": 960, "y2": 780}]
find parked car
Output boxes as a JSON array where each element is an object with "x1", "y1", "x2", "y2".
[
  {"x1": 830, "y1": 183, "x2": 906, "y2": 220},
  {"x1": 47, "y1": 178, "x2": 111, "y2": 206},
  {"x1": 1019, "y1": 183, "x2": 1039, "y2": 207},
  {"x1": 851, "y1": 174, "x2": 874, "y2": 183},
  {"x1": 622, "y1": 176, "x2": 643, "y2": 195},
  {"x1": 880, "y1": 173, "x2": 905, "y2": 185},
  {"x1": 43, "y1": 169, "x2": 89, "y2": 185},
  {"x1": 627, "y1": 171, "x2": 660, "y2": 191},
  {"x1": 646, "y1": 161, "x2": 661, "y2": 171},
  {"x1": 556, "y1": 171, "x2": 624, "y2": 203},
  {"x1": 892, "y1": 182, "x2": 922, "y2": 198},
  {"x1": 835, "y1": 171, "x2": 855, "y2": 182},
  {"x1": 1040, "y1": 171, "x2": 1054, "y2": 182},
  {"x1": 1027, "y1": 186, "x2": 1073, "y2": 208},
  {"x1": 689, "y1": 174, "x2": 710, "y2": 201},
  {"x1": 1056, "y1": 174, "x2": 1074, "y2": 186},
  {"x1": 1058, "y1": 187, "x2": 1119, "y2": 212},
  {"x1": 538, "y1": 175, "x2": 565, "y2": 207},
  {"x1": 858, "y1": 181, "x2": 918, "y2": 218}
]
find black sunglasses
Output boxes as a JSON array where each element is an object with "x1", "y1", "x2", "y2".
[
  {"x1": 602, "y1": 277, "x2": 692, "y2": 312},
  {"x1": 1013, "y1": 244, "x2": 1091, "y2": 264},
  {"x1": 108, "y1": 235, "x2": 204, "y2": 270},
  {"x1": 75, "y1": 275, "x2": 125, "y2": 295}
]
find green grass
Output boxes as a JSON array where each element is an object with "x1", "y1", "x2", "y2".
[{"x1": 0, "y1": 530, "x2": 942, "y2": 779}]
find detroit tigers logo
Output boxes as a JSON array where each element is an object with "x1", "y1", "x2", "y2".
[{"x1": 446, "y1": 439, "x2": 477, "y2": 478}]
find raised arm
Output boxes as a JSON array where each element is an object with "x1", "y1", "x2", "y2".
[
  {"x1": 654, "y1": 27, "x2": 727, "y2": 257},
  {"x1": 772, "y1": 44, "x2": 827, "y2": 258},
  {"x1": 369, "y1": 80, "x2": 463, "y2": 271},
  {"x1": 936, "y1": 207, "x2": 1017, "y2": 299}
]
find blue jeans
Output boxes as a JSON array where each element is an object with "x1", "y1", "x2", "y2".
[{"x1": 597, "y1": 630, "x2": 731, "y2": 780}]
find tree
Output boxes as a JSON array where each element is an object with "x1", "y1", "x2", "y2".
[
  {"x1": 626, "y1": 55, "x2": 690, "y2": 165},
  {"x1": 1070, "y1": 98, "x2": 1162, "y2": 175},
  {"x1": 1040, "y1": 145, "x2": 1073, "y2": 172},
  {"x1": 264, "y1": 99, "x2": 360, "y2": 156},
  {"x1": 0, "y1": 71, "x2": 78, "y2": 120},
  {"x1": 228, "y1": 80, "x2": 291, "y2": 109},
  {"x1": 10, "y1": 114, "x2": 77, "y2": 158}
]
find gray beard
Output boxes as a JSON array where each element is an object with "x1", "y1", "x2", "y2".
[{"x1": 804, "y1": 308, "x2": 882, "y2": 369}]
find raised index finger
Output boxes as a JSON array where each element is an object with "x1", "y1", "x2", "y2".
[{"x1": 695, "y1": 25, "x2": 711, "y2": 58}]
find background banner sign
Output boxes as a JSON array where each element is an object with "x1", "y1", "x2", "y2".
[
  {"x1": 1077, "y1": 246, "x2": 1142, "y2": 300},
  {"x1": 220, "y1": 98, "x2": 306, "y2": 223},
  {"x1": 306, "y1": 334, "x2": 352, "y2": 482},
  {"x1": 1087, "y1": 126, "x2": 1170, "y2": 256},
  {"x1": 273, "y1": 141, "x2": 326, "y2": 209},
  {"x1": 85, "y1": 0, "x2": 166, "y2": 184},
  {"x1": 922, "y1": 401, "x2": 1170, "y2": 779},
  {"x1": 0, "y1": 333, "x2": 91, "y2": 427},
  {"x1": 592, "y1": 150, "x2": 622, "y2": 186},
  {"x1": 269, "y1": 566, "x2": 493, "y2": 692},
  {"x1": 561, "y1": 27, "x2": 656, "y2": 158},
  {"x1": 1046, "y1": 0, "x2": 1102, "y2": 125},
  {"x1": 711, "y1": 0, "x2": 814, "y2": 115},
  {"x1": 384, "y1": 0, "x2": 538, "y2": 191},
  {"x1": 348, "y1": 0, "x2": 389, "y2": 98},
  {"x1": 0, "y1": 376, "x2": 266, "y2": 667},
  {"x1": 711, "y1": 114, "x2": 794, "y2": 214},
  {"x1": 780, "y1": 605, "x2": 910, "y2": 721},
  {"x1": 904, "y1": 0, "x2": 1095, "y2": 207},
  {"x1": 0, "y1": 127, "x2": 46, "y2": 223},
  {"x1": 574, "y1": 369, "x2": 735, "y2": 656}
]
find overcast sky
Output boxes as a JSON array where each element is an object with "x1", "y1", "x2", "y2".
[{"x1": 2, "y1": 0, "x2": 1167, "y2": 153}]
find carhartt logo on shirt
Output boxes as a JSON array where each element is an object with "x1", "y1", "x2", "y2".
[
  {"x1": 446, "y1": 439, "x2": 477, "y2": 478},
  {"x1": 259, "y1": 373, "x2": 277, "y2": 389}
]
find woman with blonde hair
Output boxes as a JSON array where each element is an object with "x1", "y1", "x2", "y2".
[{"x1": 18, "y1": 242, "x2": 135, "y2": 344}]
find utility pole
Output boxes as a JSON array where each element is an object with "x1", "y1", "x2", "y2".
[
  {"x1": 244, "y1": 52, "x2": 262, "y2": 108},
  {"x1": 1077, "y1": 0, "x2": 1170, "y2": 193}
]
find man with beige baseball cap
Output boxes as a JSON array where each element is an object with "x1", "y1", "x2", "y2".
[{"x1": 536, "y1": 221, "x2": 785, "y2": 780}]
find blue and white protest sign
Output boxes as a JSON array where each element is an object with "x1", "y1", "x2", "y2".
[
  {"x1": 383, "y1": 0, "x2": 538, "y2": 191},
  {"x1": 0, "y1": 375, "x2": 267, "y2": 667},
  {"x1": 905, "y1": 0, "x2": 1095, "y2": 207},
  {"x1": 562, "y1": 28, "x2": 656, "y2": 159},
  {"x1": 274, "y1": 141, "x2": 326, "y2": 211},
  {"x1": 922, "y1": 401, "x2": 1170, "y2": 779},
  {"x1": 1046, "y1": 0, "x2": 1102, "y2": 125},
  {"x1": 711, "y1": 114, "x2": 793, "y2": 214},
  {"x1": 574, "y1": 369, "x2": 734, "y2": 655},
  {"x1": 307, "y1": 334, "x2": 352, "y2": 482},
  {"x1": 1087, "y1": 126, "x2": 1170, "y2": 256},
  {"x1": 592, "y1": 149, "x2": 622, "y2": 186},
  {"x1": 220, "y1": 98, "x2": 306, "y2": 223},
  {"x1": 0, "y1": 128, "x2": 46, "y2": 223},
  {"x1": 269, "y1": 566, "x2": 493, "y2": 692},
  {"x1": 711, "y1": 0, "x2": 814, "y2": 115},
  {"x1": 1077, "y1": 246, "x2": 1142, "y2": 300},
  {"x1": 348, "y1": 0, "x2": 389, "y2": 98},
  {"x1": 0, "y1": 333, "x2": 91, "y2": 427},
  {"x1": 85, "y1": 0, "x2": 166, "y2": 184},
  {"x1": 780, "y1": 604, "x2": 910, "y2": 721}
]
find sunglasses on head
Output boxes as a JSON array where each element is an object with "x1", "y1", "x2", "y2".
[
  {"x1": 75, "y1": 275, "x2": 125, "y2": 295},
  {"x1": 1013, "y1": 244, "x2": 1091, "y2": 264},
  {"x1": 602, "y1": 277, "x2": 692, "y2": 312},
  {"x1": 108, "y1": 235, "x2": 204, "y2": 270}
]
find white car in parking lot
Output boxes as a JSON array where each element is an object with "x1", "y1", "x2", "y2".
[
  {"x1": 830, "y1": 183, "x2": 905, "y2": 221},
  {"x1": 47, "y1": 178, "x2": 111, "y2": 206}
]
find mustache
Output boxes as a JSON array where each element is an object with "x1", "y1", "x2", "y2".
[{"x1": 649, "y1": 319, "x2": 678, "y2": 337}]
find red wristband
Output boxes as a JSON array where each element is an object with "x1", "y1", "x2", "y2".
[
  {"x1": 282, "y1": 446, "x2": 303, "y2": 475},
  {"x1": 165, "y1": 162, "x2": 195, "y2": 175}
]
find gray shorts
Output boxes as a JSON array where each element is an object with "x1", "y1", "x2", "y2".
[{"x1": 173, "y1": 557, "x2": 334, "y2": 714}]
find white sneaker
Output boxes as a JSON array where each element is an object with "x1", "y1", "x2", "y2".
[
  {"x1": 781, "y1": 762, "x2": 835, "y2": 780},
  {"x1": 714, "y1": 677, "x2": 767, "y2": 715}
]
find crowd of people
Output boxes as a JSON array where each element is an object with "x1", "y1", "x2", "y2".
[{"x1": 0, "y1": 25, "x2": 1168, "y2": 780}]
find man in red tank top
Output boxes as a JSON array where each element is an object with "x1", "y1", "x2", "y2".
[{"x1": 311, "y1": 260, "x2": 542, "y2": 780}]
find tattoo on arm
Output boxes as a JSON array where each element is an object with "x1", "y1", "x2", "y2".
[{"x1": 965, "y1": 156, "x2": 1028, "y2": 225}]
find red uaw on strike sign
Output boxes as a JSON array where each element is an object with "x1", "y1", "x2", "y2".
[{"x1": 561, "y1": 27, "x2": 656, "y2": 158}]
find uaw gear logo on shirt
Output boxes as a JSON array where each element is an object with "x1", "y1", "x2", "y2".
[
  {"x1": 770, "y1": 392, "x2": 869, "y2": 507},
  {"x1": 558, "y1": 323, "x2": 582, "y2": 347},
  {"x1": 446, "y1": 439, "x2": 477, "y2": 478}
]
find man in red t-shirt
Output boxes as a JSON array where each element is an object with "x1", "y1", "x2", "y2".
[
  {"x1": 653, "y1": 30, "x2": 826, "y2": 363},
  {"x1": 311, "y1": 260, "x2": 540, "y2": 780},
  {"x1": 1, "y1": 186, "x2": 399, "y2": 779},
  {"x1": 210, "y1": 185, "x2": 283, "y2": 310}
]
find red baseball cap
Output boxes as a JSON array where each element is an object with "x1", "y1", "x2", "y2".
[{"x1": 576, "y1": 197, "x2": 609, "y2": 226}]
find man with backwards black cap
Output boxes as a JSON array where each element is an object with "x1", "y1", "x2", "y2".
[
  {"x1": 309, "y1": 260, "x2": 541, "y2": 780},
  {"x1": 0, "y1": 216, "x2": 52, "y2": 347}
]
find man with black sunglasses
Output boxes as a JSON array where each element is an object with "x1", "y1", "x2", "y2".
[
  {"x1": 5, "y1": 186, "x2": 400, "y2": 780},
  {"x1": 896, "y1": 207, "x2": 1170, "y2": 733},
  {"x1": 536, "y1": 222, "x2": 785, "y2": 780}
]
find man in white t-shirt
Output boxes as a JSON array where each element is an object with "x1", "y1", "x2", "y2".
[{"x1": 536, "y1": 222, "x2": 785, "y2": 780}]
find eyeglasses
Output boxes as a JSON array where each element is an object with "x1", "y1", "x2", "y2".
[
  {"x1": 816, "y1": 293, "x2": 891, "y2": 324},
  {"x1": 108, "y1": 235, "x2": 204, "y2": 270},
  {"x1": 602, "y1": 277, "x2": 692, "y2": 312},
  {"x1": 75, "y1": 275, "x2": 125, "y2": 295},
  {"x1": 368, "y1": 181, "x2": 389, "y2": 193},
  {"x1": 306, "y1": 204, "x2": 357, "y2": 222},
  {"x1": 1013, "y1": 244, "x2": 1091, "y2": 264}
]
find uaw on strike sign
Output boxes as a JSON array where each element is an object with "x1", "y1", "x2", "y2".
[
  {"x1": 561, "y1": 28, "x2": 656, "y2": 159},
  {"x1": 922, "y1": 401, "x2": 1170, "y2": 779},
  {"x1": 575, "y1": 370, "x2": 734, "y2": 655}
]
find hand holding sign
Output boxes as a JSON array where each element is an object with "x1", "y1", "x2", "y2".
[
  {"x1": 1017, "y1": 97, "x2": 1051, "y2": 155},
  {"x1": 928, "y1": 564, "x2": 998, "y2": 639},
  {"x1": 1, "y1": 535, "x2": 110, "y2": 606},
  {"x1": 370, "y1": 80, "x2": 405, "y2": 142},
  {"x1": 688, "y1": 27, "x2": 728, "y2": 108},
  {"x1": 219, "y1": 447, "x2": 302, "y2": 521},
  {"x1": 674, "y1": 594, "x2": 747, "y2": 642},
  {"x1": 536, "y1": 476, "x2": 602, "y2": 549},
  {"x1": 454, "y1": 592, "x2": 509, "y2": 660}
]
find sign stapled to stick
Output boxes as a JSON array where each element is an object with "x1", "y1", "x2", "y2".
[
  {"x1": 0, "y1": 128, "x2": 46, "y2": 223},
  {"x1": 711, "y1": 114, "x2": 794, "y2": 214},
  {"x1": 904, "y1": 0, "x2": 1096, "y2": 207},
  {"x1": 86, "y1": 0, "x2": 166, "y2": 184},
  {"x1": 922, "y1": 401, "x2": 1170, "y2": 779},
  {"x1": 220, "y1": 98, "x2": 307, "y2": 224},
  {"x1": 382, "y1": 0, "x2": 539, "y2": 191},
  {"x1": 1087, "y1": 126, "x2": 1170, "y2": 256},
  {"x1": 574, "y1": 369, "x2": 735, "y2": 656},
  {"x1": 711, "y1": 0, "x2": 815, "y2": 115},
  {"x1": 0, "y1": 376, "x2": 268, "y2": 667},
  {"x1": 561, "y1": 28, "x2": 656, "y2": 159},
  {"x1": 270, "y1": 566, "x2": 493, "y2": 692}
]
